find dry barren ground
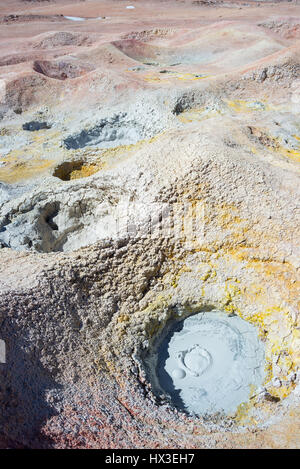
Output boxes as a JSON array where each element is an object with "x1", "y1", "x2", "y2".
[{"x1": 0, "y1": 0, "x2": 299, "y2": 449}]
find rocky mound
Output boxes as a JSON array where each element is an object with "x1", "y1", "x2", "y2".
[{"x1": 0, "y1": 0, "x2": 299, "y2": 450}]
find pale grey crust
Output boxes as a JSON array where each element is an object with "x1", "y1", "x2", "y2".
[
  {"x1": 144, "y1": 310, "x2": 265, "y2": 417},
  {"x1": 0, "y1": 0, "x2": 300, "y2": 449}
]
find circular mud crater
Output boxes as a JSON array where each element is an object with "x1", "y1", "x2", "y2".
[{"x1": 144, "y1": 310, "x2": 265, "y2": 417}]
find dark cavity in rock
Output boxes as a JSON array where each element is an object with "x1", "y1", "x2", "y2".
[{"x1": 22, "y1": 121, "x2": 51, "y2": 131}]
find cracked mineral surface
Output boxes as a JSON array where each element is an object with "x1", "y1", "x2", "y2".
[{"x1": 0, "y1": 0, "x2": 299, "y2": 450}]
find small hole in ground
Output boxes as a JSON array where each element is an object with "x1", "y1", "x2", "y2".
[
  {"x1": 53, "y1": 161, "x2": 101, "y2": 181},
  {"x1": 22, "y1": 121, "x2": 51, "y2": 131}
]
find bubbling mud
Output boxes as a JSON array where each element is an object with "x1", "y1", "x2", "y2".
[{"x1": 146, "y1": 310, "x2": 265, "y2": 417}]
